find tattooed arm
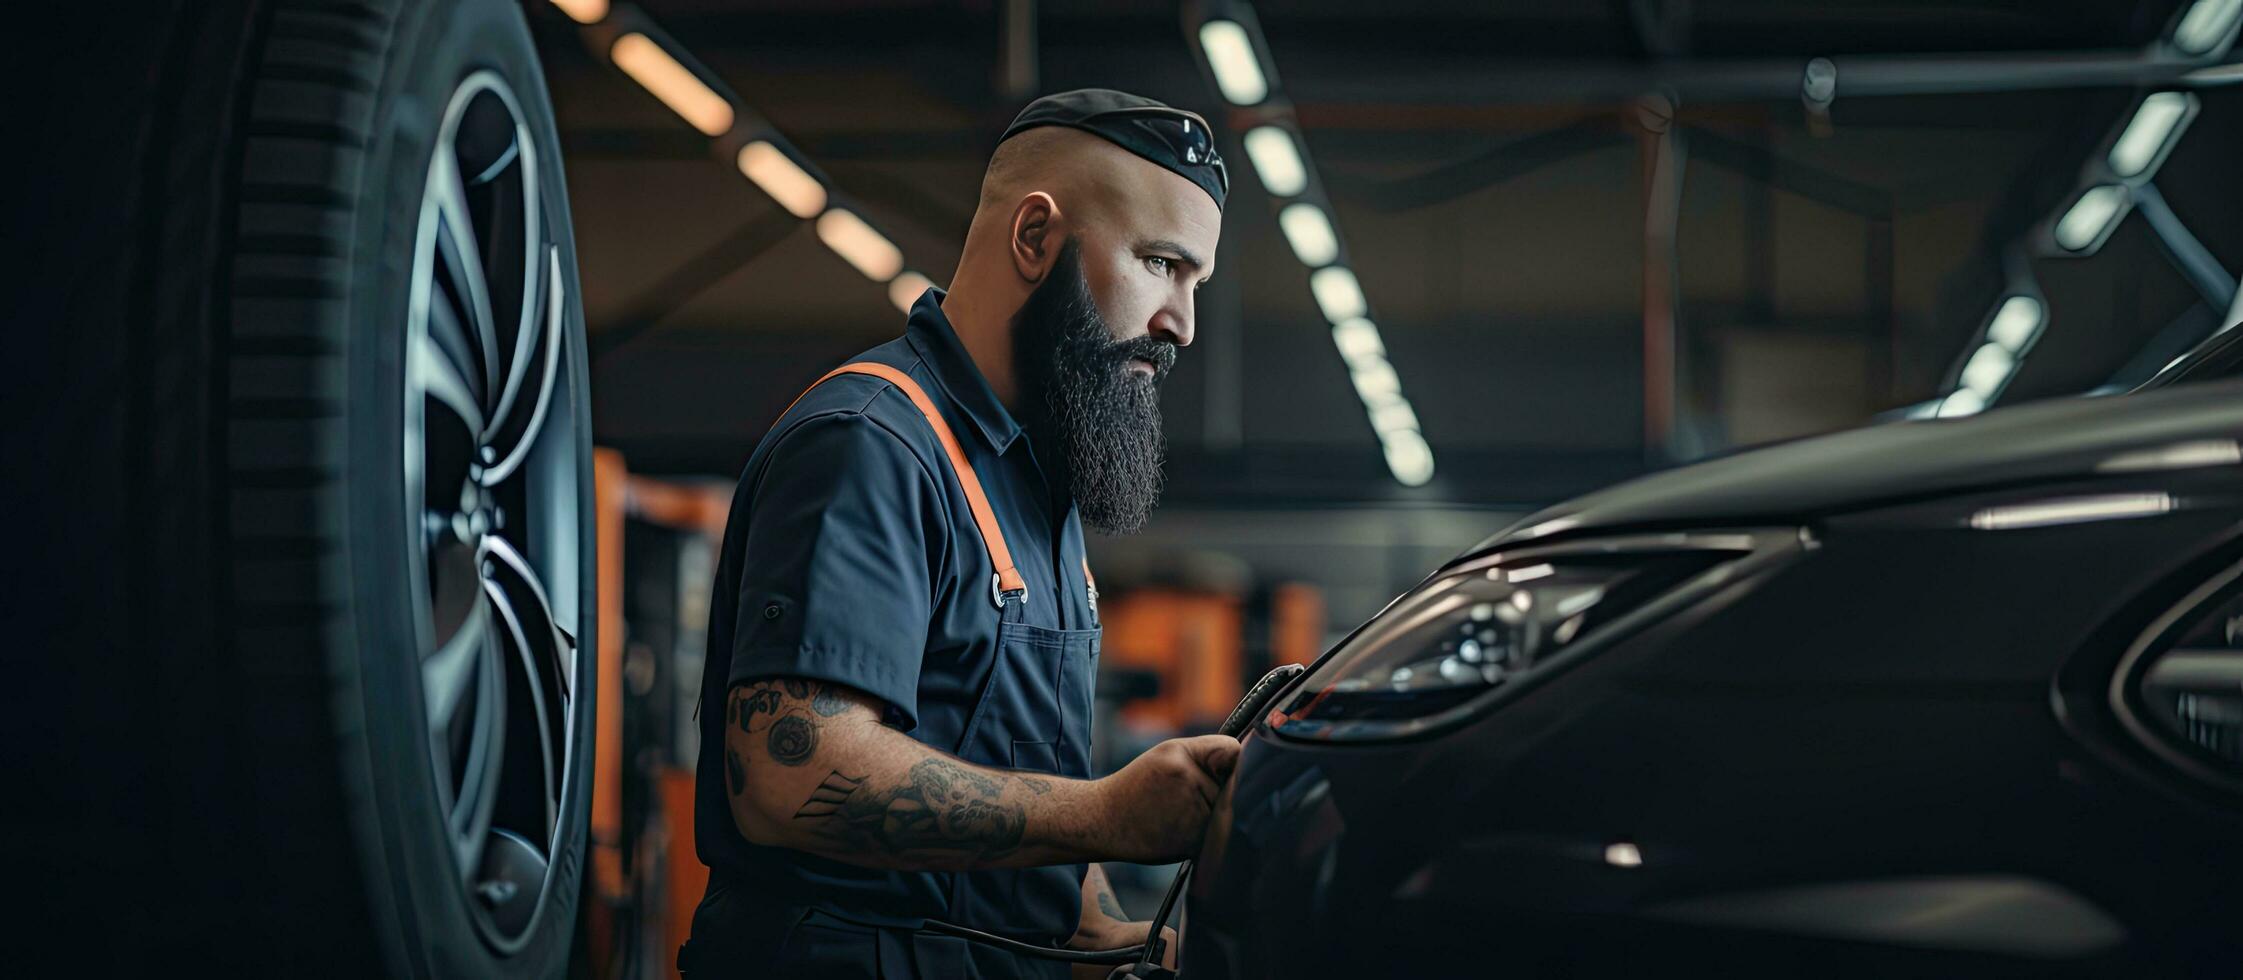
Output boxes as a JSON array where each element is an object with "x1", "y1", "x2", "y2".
[{"x1": 722, "y1": 677, "x2": 1239, "y2": 871}]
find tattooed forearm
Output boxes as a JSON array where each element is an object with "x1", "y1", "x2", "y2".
[
  {"x1": 1097, "y1": 887, "x2": 1126, "y2": 920},
  {"x1": 791, "y1": 758, "x2": 1030, "y2": 861},
  {"x1": 725, "y1": 676, "x2": 1090, "y2": 870},
  {"x1": 794, "y1": 771, "x2": 865, "y2": 817}
]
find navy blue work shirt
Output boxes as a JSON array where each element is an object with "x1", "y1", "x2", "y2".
[{"x1": 688, "y1": 289, "x2": 1100, "y2": 977}]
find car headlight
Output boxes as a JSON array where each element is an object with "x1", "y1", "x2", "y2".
[{"x1": 1270, "y1": 529, "x2": 1805, "y2": 742}]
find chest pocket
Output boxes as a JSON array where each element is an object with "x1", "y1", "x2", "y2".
[{"x1": 957, "y1": 613, "x2": 1099, "y2": 778}]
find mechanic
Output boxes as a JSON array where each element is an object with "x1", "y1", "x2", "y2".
[{"x1": 681, "y1": 89, "x2": 1235, "y2": 979}]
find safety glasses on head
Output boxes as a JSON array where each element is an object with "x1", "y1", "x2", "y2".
[{"x1": 1090, "y1": 107, "x2": 1230, "y2": 202}]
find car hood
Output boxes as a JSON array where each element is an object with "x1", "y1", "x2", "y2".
[{"x1": 1471, "y1": 378, "x2": 2243, "y2": 555}]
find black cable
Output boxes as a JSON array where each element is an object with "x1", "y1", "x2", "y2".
[
  {"x1": 805, "y1": 908, "x2": 1148, "y2": 965},
  {"x1": 1132, "y1": 862, "x2": 1191, "y2": 972},
  {"x1": 918, "y1": 918, "x2": 1148, "y2": 965}
]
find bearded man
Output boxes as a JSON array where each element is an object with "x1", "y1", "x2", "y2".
[{"x1": 681, "y1": 89, "x2": 1235, "y2": 979}]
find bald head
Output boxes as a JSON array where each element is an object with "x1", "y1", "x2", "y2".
[{"x1": 972, "y1": 127, "x2": 1180, "y2": 236}]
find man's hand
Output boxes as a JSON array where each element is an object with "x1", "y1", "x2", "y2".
[
  {"x1": 1088, "y1": 735, "x2": 1240, "y2": 863},
  {"x1": 1068, "y1": 919, "x2": 1177, "y2": 976},
  {"x1": 1069, "y1": 863, "x2": 1177, "y2": 976}
]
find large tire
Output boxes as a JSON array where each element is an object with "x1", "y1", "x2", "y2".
[{"x1": 16, "y1": 1, "x2": 593, "y2": 976}]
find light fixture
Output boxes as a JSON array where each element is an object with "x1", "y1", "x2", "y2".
[
  {"x1": 2174, "y1": 0, "x2": 2243, "y2": 54},
  {"x1": 1937, "y1": 388, "x2": 1987, "y2": 418},
  {"x1": 1331, "y1": 318, "x2": 1385, "y2": 366},
  {"x1": 1368, "y1": 400, "x2": 1420, "y2": 435},
  {"x1": 1243, "y1": 126, "x2": 1307, "y2": 197},
  {"x1": 1310, "y1": 266, "x2": 1367, "y2": 322},
  {"x1": 1198, "y1": 20, "x2": 1269, "y2": 105},
  {"x1": 1278, "y1": 203, "x2": 1340, "y2": 267},
  {"x1": 1969, "y1": 493, "x2": 2176, "y2": 531},
  {"x1": 2054, "y1": 185, "x2": 2127, "y2": 252},
  {"x1": 1986, "y1": 295, "x2": 2043, "y2": 351},
  {"x1": 1959, "y1": 343, "x2": 2016, "y2": 395},
  {"x1": 737, "y1": 141, "x2": 827, "y2": 219},
  {"x1": 2108, "y1": 92, "x2": 2194, "y2": 178},
  {"x1": 1964, "y1": 340, "x2": 2018, "y2": 392},
  {"x1": 887, "y1": 271, "x2": 934, "y2": 314},
  {"x1": 1604, "y1": 842, "x2": 1644, "y2": 868},
  {"x1": 549, "y1": 0, "x2": 608, "y2": 24},
  {"x1": 815, "y1": 209, "x2": 904, "y2": 282},
  {"x1": 610, "y1": 33, "x2": 734, "y2": 137},
  {"x1": 1351, "y1": 360, "x2": 1401, "y2": 404},
  {"x1": 1381, "y1": 429, "x2": 1436, "y2": 486}
]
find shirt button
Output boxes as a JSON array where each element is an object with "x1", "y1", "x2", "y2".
[{"x1": 763, "y1": 603, "x2": 783, "y2": 621}]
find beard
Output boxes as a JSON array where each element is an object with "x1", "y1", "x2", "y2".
[{"x1": 1011, "y1": 241, "x2": 1176, "y2": 535}]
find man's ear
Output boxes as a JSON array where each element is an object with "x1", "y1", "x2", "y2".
[{"x1": 1009, "y1": 191, "x2": 1060, "y2": 284}]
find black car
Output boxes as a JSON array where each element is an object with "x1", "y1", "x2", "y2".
[{"x1": 1182, "y1": 358, "x2": 2243, "y2": 978}]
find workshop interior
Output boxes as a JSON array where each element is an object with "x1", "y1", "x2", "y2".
[{"x1": 17, "y1": 0, "x2": 2243, "y2": 977}]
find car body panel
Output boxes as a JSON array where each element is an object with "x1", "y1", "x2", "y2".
[
  {"x1": 1186, "y1": 387, "x2": 2243, "y2": 978},
  {"x1": 1472, "y1": 379, "x2": 2243, "y2": 554}
]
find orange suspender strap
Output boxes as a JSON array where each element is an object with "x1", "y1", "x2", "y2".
[{"x1": 781, "y1": 362, "x2": 1028, "y2": 607}]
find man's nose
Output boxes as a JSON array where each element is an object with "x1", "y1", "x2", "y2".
[{"x1": 1151, "y1": 296, "x2": 1195, "y2": 348}]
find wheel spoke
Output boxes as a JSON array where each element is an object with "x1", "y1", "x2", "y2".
[
  {"x1": 483, "y1": 123, "x2": 543, "y2": 447},
  {"x1": 429, "y1": 153, "x2": 501, "y2": 397},
  {"x1": 486, "y1": 578, "x2": 559, "y2": 834},
  {"x1": 480, "y1": 534, "x2": 574, "y2": 701},
  {"x1": 480, "y1": 245, "x2": 563, "y2": 486},
  {"x1": 451, "y1": 632, "x2": 506, "y2": 877},
  {"x1": 410, "y1": 324, "x2": 486, "y2": 436}
]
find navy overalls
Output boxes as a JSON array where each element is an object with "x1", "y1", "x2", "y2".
[{"x1": 684, "y1": 289, "x2": 1101, "y2": 979}]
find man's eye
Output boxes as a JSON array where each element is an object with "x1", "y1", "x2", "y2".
[{"x1": 1144, "y1": 256, "x2": 1172, "y2": 276}]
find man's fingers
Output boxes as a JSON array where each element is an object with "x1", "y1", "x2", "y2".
[{"x1": 1182, "y1": 733, "x2": 1241, "y2": 780}]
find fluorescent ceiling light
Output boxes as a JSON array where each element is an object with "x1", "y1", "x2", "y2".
[
  {"x1": 887, "y1": 271, "x2": 934, "y2": 314},
  {"x1": 1368, "y1": 399, "x2": 1419, "y2": 435},
  {"x1": 1310, "y1": 266, "x2": 1367, "y2": 322},
  {"x1": 1243, "y1": 126, "x2": 1307, "y2": 197},
  {"x1": 1278, "y1": 203, "x2": 1340, "y2": 267},
  {"x1": 1331, "y1": 318, "x2": 1385, "y2": 366},
  {"x1": 1969, "y1": 493, "x2": 2175, "y2": 531},
  {"x1": 1198, "y1": 20, "x2": 1268, "y2": 105},
  {"x1": 1937, "y1": 389, "x2": 1986, "y2": 418},
  {"x1": 815, "y1": 209, "x2": 904, "y2": 282},
  {"x1": 1351, "y1": 359, "x2": 1401, "y2": 404},
  {"x1": 1959, "y1": 343, "x2": 2016, "y2": 395},
  {"x1": 549, "y1": 0, "x2": 608, "y2": 24},
  {"x1": 611, "y1": 33, "x2": 734, "y2": 137},
  {"x1": 737, "y1": 141, "x2": 827, "y2": 219},
  {"x1": 2108, "y1": 92, "x2": 2192, "y2": 178},
  {"x1": 2174, "y1": 0, "x2": 2243, "y2": 54},
  {"x1": 1986, "y1": 295, "x2": 2043, "y2": 351},
  {"x1": 1381, "y1": 429, "x2": 1436, "y2": 487},
  {"x1": 2053, "y1": 185, "x2": 2126, "y2": 252}
]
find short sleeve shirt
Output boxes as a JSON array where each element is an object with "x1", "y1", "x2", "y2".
[{"x1": 691, "y1": 288, "x2": 1099, "y2": 940}]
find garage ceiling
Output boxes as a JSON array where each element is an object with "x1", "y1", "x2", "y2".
[{"x1": 536, "y1": 0, "x2": 2241, "y2": 509}]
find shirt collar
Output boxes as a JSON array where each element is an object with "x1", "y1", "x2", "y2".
[{"x1": 904, "y1": 287, "x2": 1023, "y2": 454}]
